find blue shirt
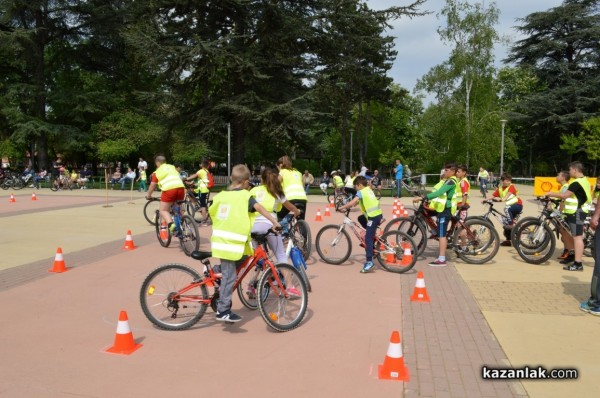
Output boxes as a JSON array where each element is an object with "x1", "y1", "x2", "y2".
[{"x1": 395, "y1": 164, "x2": 403, "y2": 180}]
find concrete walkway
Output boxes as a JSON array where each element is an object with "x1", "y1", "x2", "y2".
[{"x1": 0, "y1": 186, "x2": 597, "y2": 397}]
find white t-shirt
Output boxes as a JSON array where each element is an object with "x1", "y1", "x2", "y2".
[
  {"x1": 359, "y1": 166, "x2": 368, "y2": 177},
  {"x1": 138, "y1": 160, "x2": 147, "y2": 170}
]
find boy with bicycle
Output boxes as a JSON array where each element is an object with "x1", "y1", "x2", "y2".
[
  {"x1": 209, "y1": 164, "x2": 281, "y2": 323},
  {"x1": 338, "y1": 176, "x2": 383, "y2": 273}
]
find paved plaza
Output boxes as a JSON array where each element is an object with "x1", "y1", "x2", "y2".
[{"x1": 0, "y1": 185, "x2": 598, "y2": 397}]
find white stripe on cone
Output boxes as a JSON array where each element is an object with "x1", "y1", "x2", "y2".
[
  {"x1": 386, "y1": 342, "x2": 403, "y2": 358},
  {"x1": 415, "y1": 278, "x2": 426, "y2": 288},
  {"x1": 116, "y1": 320, "x2": 132, "y2": 334}
]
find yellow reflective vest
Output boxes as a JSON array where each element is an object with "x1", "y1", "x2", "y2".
[
  {"x1": 358, "y1": 187, "x2": 382, "y2": 218},
  {"x1": 209, "y1": 190, "x2": 253, "y2": 261},
  {"x1": 499, "y1": 184, "x2": 519, "y2": 206},
  {"x1": 429, "y1": 177, "x2": 458, "y2": 213},
  {"x1": 155, "y1": 163, "x2": 185, "y2": 191},
  {"x1": 279, "y1": 169, "x2": 306, "y2": 201},
  {"x1": 564, "y1": 177, "x2": 592, "y2": 214}
]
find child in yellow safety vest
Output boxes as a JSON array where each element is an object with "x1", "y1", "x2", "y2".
[
  {"x1": 490, "y1": 173, "x2": 523, "y2": 247},
  {"x1": 424, "y1": 163, "x2": 458, "y2": 267},
  {"x1": 209, "y1": 164, "x2": 281, "y2": 323},
  {"x1": 338, "y1": 176, "x2": 383, "y2": 273}
]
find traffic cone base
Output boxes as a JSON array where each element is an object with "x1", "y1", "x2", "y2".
[
  {"x1": 378, "y1": 331, "x2": 410, "y2": 381},
  {"x1": 400, "y1": 242, "x2": 413, "y2": 266},
  {"x1": 410, "y1": 271, "x2": 430, "y2": 302},
  {"x1": 49, "y1": 248, "x2": 68, "y2": 273},
  {"x1": 315, "y1": 209, "x2": 323, "y2": 222},
  {"x1": 105, "y1": 311, "x2": 142, "y2": 355},
  {"x1": 122, "y1": 230, "x2": 137, "y2": 250}
]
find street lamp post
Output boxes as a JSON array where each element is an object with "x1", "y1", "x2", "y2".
[
  {"x1": 349, "y1": 128, "x2": 353, "y2": 173},
  {"x1": 500, "y1": 120, "x2": 507, "y2": 176}
]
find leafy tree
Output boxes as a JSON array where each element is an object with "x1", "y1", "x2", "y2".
[
  {"x1": 416, "y1": 0, "x2": 503, "y2": 170},
  {"x1": 505, "y1": 0, "x2": 600, "y2": 169}
]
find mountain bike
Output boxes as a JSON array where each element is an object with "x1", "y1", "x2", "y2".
[
  {"x1": 274, "y1": 214, "x2": 312, "y2": 292},
  {"x1": 327, "y1": 188, "x2": 353, "y2": 211},
  {"x1": 383, "y1": 199, "x2": 500, "y2": 264},
  {"x1": 315, "y1": 209, "x2": 418, "y2": 273},
  {"x1": 391, "y1": 176, "x2": 426, "y2": 197},
  {"x1": 50, "y1": 175, "x2": 74, "y2": 191},
  {"x1": 511, "y1": 197, "x2": 595, "y2": 264},
  {"x1": 152, "y1": 199, "x2": 200, "y2": 256},
  {"x1": 139, "y1": 230, "x2": 308, "y2": 332}
]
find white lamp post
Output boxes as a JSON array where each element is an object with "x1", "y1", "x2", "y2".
[{"x1": 500, "y1": 120, "x2": 507, "y2": 176}]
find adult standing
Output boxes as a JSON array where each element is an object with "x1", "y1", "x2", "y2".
[
  {"x1": 276, "y1": 155, "x2": 307, "y2": 220},
  {"x1": 137, "y1": 157, "x2": 147, "y2": 172},
  {"x1": 302, "y1": 170, "x2": 314, "y2": 194},
  {"x1": 359, "y1": 163, "x2": 368, "y2": 177},
  {"x1": 581, "y1": 189, "x2": 600, "y2": 314},
  {"x1": 146, "y1": 155, "x2": 186, "y2": 233},
  {"x1": 394, "y1": 159, "x2": 403, "y2": 198},
  {"x1": 319, "y1": 171, "x2": 331, "y2": 195},
  {"x1": 477, "y1": 167, "x2": 490, "y2": 198}
]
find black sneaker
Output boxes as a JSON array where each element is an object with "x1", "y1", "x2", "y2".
[
  {"x1": 215, "y1": 310, "x2": 242, "y2": 322},
  {"x1": 500, "y1": 240, "x2": 511, "y2": 247},
  {"x1": 563, "y1": 263, "x2": 583, "y2": 271},
  {"x1": 559, "y1": 255, "x2": 575, "y2": 264}
]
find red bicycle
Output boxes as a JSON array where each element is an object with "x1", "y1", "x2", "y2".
[{"x1": 140, "y1": 230, "x2": 308, "y2": 332}]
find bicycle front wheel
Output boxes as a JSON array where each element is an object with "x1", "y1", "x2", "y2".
[
  {"x1": 376, "y1": 231, "x2": 417, "y2": 273},
  {"x1": 179, "y1": 215, "x2": 200, "y2": 256},
  {"x1": 155, "y1": 210, "x2": 172, "y2": 247},
  {"x1": 144, "y1": 200, "x2": 160, "y2": 225},
  {"x1": 453, "y1": 219, "x2": 499, "y2": 264},
  {"x1": 383, "y1": 216, "x2": 427, "y2": 256},
  {"x1": 257, "y1": 263, "x2": 308, "y2": 332},
  {"x1": 513, "y1": 220, "x2": 555, "y2": 264},
  {"x1": 139, "y1": 263, "x2": 209, "y2": 330},
  {"x1": 315, "y1": 225, "x2": 352, "y2": 264}
]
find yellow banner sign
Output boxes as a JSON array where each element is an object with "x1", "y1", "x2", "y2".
[{"x1": 534, "y1": 177, "x2": 597, "y2": 197}]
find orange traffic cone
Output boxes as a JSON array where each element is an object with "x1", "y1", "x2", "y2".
[
  {"x1": 105, "y1": 310, "x2": 142, "y2": 355},
  {"x1": 315, "y1": 209, "x2": 323, "y2": 221},
  {"x1": 9, "y1": 193, "x2": 16, "y2": 203},
  {"x1": 400, "y1": 242, "x2": 413, "y2": 266},
  {"x1": 329, "y1": 198, "x2": 335, "y2": 208},
  {"x1": 122, "y1": 230, "x2": 137, "y2": 250},
  {"x1": 31, "y1": 192, "x2": 38, "y2": 201},
  {"x1": 324, "y1": 206, "x2": 331, "y2": 217},
  {"x1": 378, "y1": 331, "x2": 410, "y2": 381},
  {"x1": 410, "y1": 271, "x2": 430, "y2": 302},
  {"x1": 49, "y1": 247, "x2": 68, "y2": 273},
  {"x1": 385, "y1": 251, "x2": 397, "y2": 264},
  {"x1": 159, "y1": 221, "x2": 169, "y2": 240}
]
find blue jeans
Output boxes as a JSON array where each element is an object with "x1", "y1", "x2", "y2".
[
  {"x1": 396, "y1": 179, "x2": 402, "y2": 197},
  {"x1": 588, "y1": 228, "x2": 600, "y2": 307},
  {"x1": 358, "y1": 214, "x2": 383, "y2": 262}
]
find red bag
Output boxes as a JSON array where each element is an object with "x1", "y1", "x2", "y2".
[{"x1": 206, "y1": 172, "x2": 215, "y2": 189}]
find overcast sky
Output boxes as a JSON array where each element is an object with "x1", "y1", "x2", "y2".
[{"x1": 367, "y1": 0, "x2": 564, "y2": 100}]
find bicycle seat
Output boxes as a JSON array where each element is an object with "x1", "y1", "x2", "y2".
[
  {"x1": 458, "y1": 204, "x2": 470, "y2": 211},
  {"x1": 250, "y1": 232, "x2": 269, "y2": 244},
  {"x1": 191, "y1": 251, "x2": 212, "y2": 261}
]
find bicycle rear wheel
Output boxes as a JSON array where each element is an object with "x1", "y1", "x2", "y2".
[
  {"x1": 155, "y1": 210, "x2": 172, "y2": 247},
  {"x1": 376, "y1": 231, "x2": 417, "y2": 273},
  {"x1": 237, "y1": 264, "x2": 264, "y2": 310},
  {"x1": 453, "y1": 219, "x2": 499, "y2": 264},
  {"x1": 383, "y1": 216, "x2": 427, "y2": 256},
  {"x1": 179, "y1": 214, "x2": 200, "y2": 256},
  {"x1": 144, "y1": 200, "x2": 160, "y2": 225},
  {"x1": 257, "y1": 263, "x2": 308, "y2": 332},
  {"x1": 139, "y1": 263, "x2": 209, "y2": 330},
  {"x1": 315, "y1": 225, "x2": 352, "y2": 264}
]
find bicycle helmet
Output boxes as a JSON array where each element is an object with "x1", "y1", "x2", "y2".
[{"x1": 331, "y1": 170, "x2": 337, "y2": 175}]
